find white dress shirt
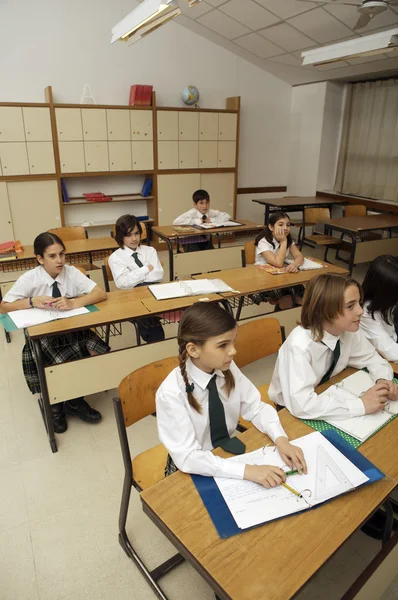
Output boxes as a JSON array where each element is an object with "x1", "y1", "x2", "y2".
[
  {"x1": 360, "y1": 303, "x2": 398, "y2": 362},
  {"x1": 156, "y1": 359, "x2": 287, "y2": 479},
  {"x1": 108, "y1": 245, "x2": 163, "y2": 289},
  {"x1": 2, "y1": 264, "x2": 96, "y2": 302},
  {"x1": 268, "y1": 326, "x2": 393, "y2": 420},
  {"x1": 173, "y1": 207, "x2": 232, "y2": 226},
  {"x1": 255, "y1": 236, "x2": 294, "y2": 265}
]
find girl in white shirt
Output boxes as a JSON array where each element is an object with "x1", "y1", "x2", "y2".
[
  {"x1": 254, "y1": 211, "x2": 305, "y2": 310},
  {"x1": 360, "y1": 255, "x2": 398, "y2": 362},
  {"x1": 156, "y1": 302, "x2": 306, "y2": 487},
  {"x1": 0, "y1": 232, "x2": 109, "y2": 433},
  {"x1": 269, "y1": 273, "x2": 397, "y2": 420},
  {"x1": 108, "y1": 214, "x2": 165, "y2": 343}
]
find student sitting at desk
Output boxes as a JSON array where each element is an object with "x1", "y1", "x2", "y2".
[
  {"x1": 108, "y1": 214, "x2": 165, "y2": 344},
  {"x1": 254, "y1": 211, "x2": 305, "y2": 311},
  {"x1": 360, "y1": 255, "x2": 398, "y2": 363},
  {"x1": 0, "y1": 232, "x2": 109, "y2": 434},
  {"x1": 173, "y1": 189, "x2": 231, "y2": 252},
  {"x1": 156, "y1": 302, "x2": 306, "y2": 486},
  {"x1": 269, "y1": 273, "x2": 397, "y2": 420}
]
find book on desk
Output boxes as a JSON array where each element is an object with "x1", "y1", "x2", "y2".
[
  {"x1": 193, "y1": 221, "x2": 242, "y2": 230},
  {"x1": 148, "y1": 279, "x2": 234, "y2": 301}
]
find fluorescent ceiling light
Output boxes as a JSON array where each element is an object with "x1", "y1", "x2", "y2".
[
  {"x1": 301, "y1": 28, "x2": 398, "y2": 66},
  {"x1": 111, "y1": 0, "x2": 180, "y2": 45}
]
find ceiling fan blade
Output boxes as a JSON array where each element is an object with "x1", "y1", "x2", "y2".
[{"x1": 353, "y1": 13, "x2": 372, "y2": 30}]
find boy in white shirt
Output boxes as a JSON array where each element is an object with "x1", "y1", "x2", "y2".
[
  {"x1": 108, "y1": 214, "x2": 165, "y2": 343},
  {"x1": 173, "y1": 189, "x2": 231, "y2": 252}
]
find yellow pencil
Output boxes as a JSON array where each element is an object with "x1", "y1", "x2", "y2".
[{"x1": 281, "y1": 482, "x2": 302, "y2": 498}]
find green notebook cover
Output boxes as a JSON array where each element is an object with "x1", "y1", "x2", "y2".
[{"x1": 0, "y1": 304, "x2": 99, "y2": 333}]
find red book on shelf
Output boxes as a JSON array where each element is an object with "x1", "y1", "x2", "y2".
[
  {"x1": 129, "y1": 85, "x2": 153, "y2": 106},
  {"x1": 86, "y1": 196, "x2": 112, "y2": 202},
  {"x1": 0, "y1": 241, "x2": 15, "y2": 253},
  {"x1": 83, "y1": 192, "x2": 104, "y2": 199}
]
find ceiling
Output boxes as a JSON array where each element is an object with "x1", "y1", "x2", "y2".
[{"x1": 175, "y1": 0, "x2": 398, "y2": 85}]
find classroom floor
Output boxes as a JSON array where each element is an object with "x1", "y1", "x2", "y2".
[{"x1": 0, "y1": 244, "x2": 397, "y2": 600}]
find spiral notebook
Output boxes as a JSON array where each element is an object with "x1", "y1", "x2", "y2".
[{"x1": 148, "y1": 279, "x2": 233, "y2": 300}]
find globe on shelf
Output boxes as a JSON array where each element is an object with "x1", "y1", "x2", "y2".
[{"x1": 182, "y1": 86, "x2": 199, "y2": 106}]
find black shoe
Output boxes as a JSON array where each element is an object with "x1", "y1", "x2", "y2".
[
  {"x1": 65, "y1": 397, "x2": 102, "y2": 424},
  {"x1": 51, "y1": 403, "x2": 67, "y2": 434}
]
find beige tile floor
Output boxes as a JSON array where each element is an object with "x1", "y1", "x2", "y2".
[{"x1": 0, "y1": 244, "x2": 397, "y2": 600}]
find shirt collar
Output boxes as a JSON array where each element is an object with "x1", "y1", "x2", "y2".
[
  {"x1": 321, "y1": 329, "x2": 340, "y2": 351},
  {"x1": 40, "y1": 265, "x2": 65, "y2": 286},
  {"x1": 123, "y1": 245, "x2": 141, "y2": 256},
  {"x1": 186, "y1": 358, "x2": 225, "y2": 391}
]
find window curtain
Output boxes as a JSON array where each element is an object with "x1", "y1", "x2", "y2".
[{"x1": 335, "y1": 79, "x2": 398, "y2": 203}]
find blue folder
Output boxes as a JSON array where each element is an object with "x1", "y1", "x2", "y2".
[{"x1": 191, "y1": 429, "x2": 385, "y2": 539}]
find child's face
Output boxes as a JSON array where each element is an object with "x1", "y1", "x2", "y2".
[
  {"x1": 188, "y1": 327, "x2": 238, "y2": 374},
  {"x1": 195, "y1": 199, "x2": 210, "y2": 215},
  {"x1": 330, "y1": 285, "x2": 364, "y2": 334},
  {"x1": 269, "y1": 217, "x2": 290, "y2": 238},
  {"x1": 37, "y1": 243, "x2": 66, "y2": 279},
  {"x1": 123, "y1": 226, "x2": 141, "y2": 251}
]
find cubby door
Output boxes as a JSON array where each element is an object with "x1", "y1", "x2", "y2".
[
  {"x1": 131, "y1": 141, "x2": 154, "y2": 171},
  {"x1": 199, "y1": 113, "x2": 218, "y2": 141},
  {"x1": 107, "y1": 110, "x2": 130, "y2": 141},
  {"x1": 158, "y1": 141, "x2": 178, "y2": 170},
  {"x1": 179, "y1": 141, "x2": 198, "y2": 169},
  {"x1": 178, "y1": 112, "x2": 199, "y2": 141},
  {"x1": 131, "y1": 110, "x2": 153, "y2": 140},
  {"x1": 201, "y1": 172, "x2": 235, "y2": 216},
  {"x1": 59, "y1": 142, "x2": 85, "y2": 173},
  {"x1": 55, "y1": 108, "x2": 83, "y2": 141},
  {"x1": 218, "y1": 113, "x2": 238, "y2": 141},
  {"x1": 108, "y1": 141, "x2": 132, "y2": 171},
  {"x1": 82, "y1": 109, "x2": 107, "y2": 141},
  {"x1": 27, "y1": 142, "x2": 56, "y2": 174},
  {"x1": 0, "y1": 183, "x2": 14, "y2": 242},
  {"x1": 157, "y1": 173, "x2": 200, "y2": 226},
  {"x1": 0, "y1": 143, "x2": 29, "y2": 175},
  {"x1": 84, "y1": 141, "x2": 109, "y2": 172},
  {"x1": 218, "y1": 141, "x2": 236, "y2": 168},
  {"x1": 23, "y1": 107, "x2": 53, "y2": 141},
  {"x1": 157, "y1": 111, "x2": 178, "y2": 141},
  {"x1": 0, "y1": 107, "x2": 25, "y2": 142},
  {"x1": 199, "y1": 141, "x2": 218, "y2": 169}
]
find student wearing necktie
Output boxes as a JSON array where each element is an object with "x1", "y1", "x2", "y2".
[
  {"x1": 108, "y1": 214, "x2": 165, "y2": 344},
  {"x1": 269, "y1": 273, "x2": 397, "y2": 420},
  {"x1": 0, "y1": 232, "x2": 109, "y2": 434},
  {"x1": 156, "y1": 303, "x2": 306, "y2": 486}
]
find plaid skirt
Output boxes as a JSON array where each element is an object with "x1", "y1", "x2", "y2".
[
  {"x1": 22, "y1": 329, "x2": 110, "y2": 395},
  {"x1": 165, "y1": 453, "x2": 178, "y2": 477}
]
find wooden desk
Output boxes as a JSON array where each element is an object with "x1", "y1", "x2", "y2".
[
  {"x1": 321, "y1": 215, "x2": 398, "y2": 274},
  {"x1": 252, "y1": 196, "x2": 346, "y2": 227},
  {"x1": 151, "y1": 220, "x2": 263, "y2": 278},
  {"x1": 141, "y1": 407, "x2": 398, "y2": 600}
]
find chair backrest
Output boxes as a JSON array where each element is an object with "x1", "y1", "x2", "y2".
[
  {"x1": 173, "y1": 246, "x2": 244, "y2": 279},
  {"x1": 101, "y1": 255, "x2": 113, "y2": 292},
  {"x1": 344, "y1": 205, "x2": 367, "y2": 217},
  {"x1": 118, "y1": 356, "x2": 179, "y2": 427},
  {"x1": 304, "y1": 207, "x2": 330, "y2": 223},
  {"x1": 48, "y1": 226, "x2": 86, "y2": 241},
  {"x1": 244, "y1": 240, "x2": 256, "y2": 266},
  {"x1": 74, "y1": 266, "x2": 87, "y2": 276},
  {"x1": 234, "y1": 318, "x2": 285, "y2": 369},
  {"x1": 110, "y1": 221, "x2": 147, "y2": 241}
]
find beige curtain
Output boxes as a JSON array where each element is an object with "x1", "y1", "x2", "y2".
[{"x1": 335, "y1": 79, "x2": 398, "y2": 203}]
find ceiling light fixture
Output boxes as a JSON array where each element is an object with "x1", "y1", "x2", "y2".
[
  {"x1": 111, "y1": 0, "x2": 180, "y2": 45},
  {"x1": 301, "y1": 28, "x2": 398, "y2": 66}
]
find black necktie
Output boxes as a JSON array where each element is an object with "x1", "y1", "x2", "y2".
[
  {"x1": 320, "y1": 340, "x2": 341, "y2": 385},
  {"x1": 132, "y1": 252, "x2": 144, "y2": 268},
  {"x1": 207, "y1": 375, "x2": 246, "y2": 455},
  {"x1": 52, "y1": 281, "x2": 62, "y2": 298}
]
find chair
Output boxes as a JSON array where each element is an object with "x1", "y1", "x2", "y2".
[
  {"x1": 110, "y1": 221, "x2": 148, "y2": 243},
  {"x1": 234, "y1": 317, "x2": 285, "y2": 430},
  {"x1": 294, "y1": 208, "x2": 340, "y2": 261},
  {"x1": 48, "y1": 226, "x2": 98, "y2": 271},
  {"x1": 173, "y1": 245, "x2": 244, "y2": 280},
  {"x1": 243, "y1": 240, "x2": 256, "y2": 266},
  {"x1": 113, "y1": 356, "x2": 184, "y2": 595}
]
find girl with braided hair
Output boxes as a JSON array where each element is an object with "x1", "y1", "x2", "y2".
[{"x1": 156, "y1": 302, "x2": 306, "y2": 486}]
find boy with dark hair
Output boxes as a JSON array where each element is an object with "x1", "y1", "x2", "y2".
[{"x1": 173, "y1": 189, "x2": 232, "y2": 252}]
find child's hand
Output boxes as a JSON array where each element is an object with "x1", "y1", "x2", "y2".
[
  {"x1": 377, "y1": 379, "x2": 398, "y2": 401},
  {"x1": 147, "y1": 264, "x2": 154, "y2": 272},
  {"x1": 275, "y1": 437, "x2": 307, "y2": 474},
  {"x1": 285, "y1": 263, "x2": 298, "y2": 274},
  {"x1": 274, "y1": 227, "x2": 287, "y2": 241},
  {"x1": 33, "y1": 296, "x2": 56, "y2": 309},
  {"x1": 49, "y1": 297, "x2": 75, "y2": 311},
  {"x1": 361, "y1": 382, "x2": 389, "y2": 413},
  {"x1": 244, "y1": 464, "x2": 286, "y2": 488}
]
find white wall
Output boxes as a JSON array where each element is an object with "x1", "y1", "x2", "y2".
[{"x1": 0, "y1": 0, "x2": 292, "y2": 208}]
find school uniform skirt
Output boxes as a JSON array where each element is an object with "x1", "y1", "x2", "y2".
[
  {"x1": 165, "y1": 454, "x2": 178, "y2": 477},
  {"x1": 22, "y1": 330, "x2": 110, "y2": 395}
]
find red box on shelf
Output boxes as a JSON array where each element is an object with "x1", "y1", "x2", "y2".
[{"x1": 129, "y1": 85, "x2": 153, "y2": 106}]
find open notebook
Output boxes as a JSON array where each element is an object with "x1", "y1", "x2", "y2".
[
  {"x1": 325, "y1": 370, "x2": 398, "y2": 442},
  {"x1": 194, "y1": 221, "x2": 242, "y2": 230},
  {"x1": 213, "y1": 431, "x2": 368, "y2": 530},
  {"x1": 285, "y1": 257, "x2": 324, "y2": 270},
  {"x1": 9, "y1": 307, "x2": 89, "y2": 329},
  {"x1": 148, "y1": 279, "x2": 234, "y2": 301}
]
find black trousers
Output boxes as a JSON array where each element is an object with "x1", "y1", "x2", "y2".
[
  {"x1": 135, "y1": 282, "x2": 165, "y2": 343},
  {"x1": 184, "y1": 239, "x2": 214, "y2": 253}
]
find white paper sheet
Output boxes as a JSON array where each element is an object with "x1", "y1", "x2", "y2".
[
  {"x1": 214, "y1": 431, "x2": 368, "y2": 529},
  {"x1": 195, "y1": 221, "x2": 242, "y2": 229},
  {"x1": 148, "y1": 279, "x2": 233, "y2": 300},
  {"x1": 9, "y1": 307, "x2": 89, "y2": 329},
  {"x1": 285, "y1": 258, "x2": 323, "y2": 270}
]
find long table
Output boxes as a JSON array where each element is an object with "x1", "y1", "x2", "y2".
[
  {"x1": 141, "y1": 385, "x2": 398, "y2": 600},
  {"x1": 252, "y1": 196, "x2": 346, "y2": 231}
]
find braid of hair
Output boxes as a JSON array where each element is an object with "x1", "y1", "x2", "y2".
[
  {"x1": 223, "y1": 369, "x2": 235, "y2": 396},
  {"x1": 178, "y1": 340, "x2": 202, "y2": 413}
]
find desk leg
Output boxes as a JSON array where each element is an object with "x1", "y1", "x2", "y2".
[
  {"x1": 299, "y1": 210, "x2": 306, "y2": 250},
  {"x1": 347, "y1": 232, "x2": 356, "y2": 276},
  {"x1": 264, "y1": 205, "x2": 270, "y2": 225},
  {"x1": 154, "y1": 232, "x2": 174, "y2": 280},
  {"x1": 32, "y1": 339, "x2": 57, "y2": 453}
]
